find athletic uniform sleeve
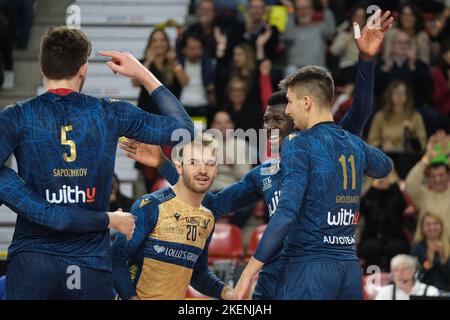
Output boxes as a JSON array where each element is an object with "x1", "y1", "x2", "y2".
[
  {"x1": 190, "y1": 230, "x2": 225, "y2": 299},
  {"x1": 0, "y1": 166, "x2": 109, "y2": 232},
  {"x1": 338, "y1": 59, "x2": 375, "y2": 136},
  {"x1": 113, "y1": 86, "x2": 194, "y2": 145},
  {"x1": 0, "y1": 104, "x2": 20, "y2": 166},
  {"x1": 158, "y1": 159, "x2": 179, "y2": 185},
  {"x1": 202, "y1": 168, "x2": 262, "y2": 218},
  {"x1": 111, "y1": 198, "x2": 158, "y2": 300},
  {"x1": 253, "y1": 137, "x2": 309, "y2": 263},
  {"x1": 362, "y1": 141, "x2": 392, "y2": 179}
]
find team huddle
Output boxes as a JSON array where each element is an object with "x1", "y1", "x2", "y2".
[{"x1": 0, "y1": 10, "x2": 394, "y2": 300}]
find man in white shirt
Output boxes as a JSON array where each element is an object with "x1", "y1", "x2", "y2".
[
  {"x1": 179, "y1": 33, "x2": 214, "y2": 118},
  {"x1": 376, "y1": 254, "x2": 440, "y2": 300}
]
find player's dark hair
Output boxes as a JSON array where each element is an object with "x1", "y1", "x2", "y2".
[
  {"x1": 268, "y1": 91, "x2": 288, "y2": 108},
  {"x1": 279, "y1": 65, "x2": 334, "y2": 107},
  {"x1": 40, "y1": 26, "x2": 91, "y2": 80}
]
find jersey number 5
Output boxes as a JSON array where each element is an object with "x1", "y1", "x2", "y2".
[
  {"x1": 61, "y1": 125, "x2": 77, "y2": 162},
  {"x1": 338, "y1": 154, "x2": 356, "y2": 190}
]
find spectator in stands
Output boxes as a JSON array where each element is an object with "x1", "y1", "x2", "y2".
[
  {"x1": 0, "y1": 3, "x2": 14, "y2": 90},
  {"x1": 411, "y1": 212, "x2": 450, "y2": 292},
  {"x1": 282, "y1": 0, "x2": 336, "y2": 73},
  {"x1": 368, "y1": 80, "x2": 427, "y2": 154},
  {"x1": 223, "y1": 77, "x2": 263, "y2": 131},
  {"x1": 330, "y1": 5, "x2": 366, "y2": 86},
  {"x1": 208, "y1": 109, "x2": 255, "y2": 227},
  {"x1": 358, "y1": 170, "x2": 410, "y2": 271},
  {"x1": 208, "y1": 109, "x2": 254, "y2": 193},
  {"x1": 109, "y1": 174, "x2": 133, "y2": 213},
  {"x1": 405, "y1": 130, "x2": 450, "y2": 236},
  {"x1": 375, "y1": 30, "x2": 433, "y2": 108},
  {"x1": 383, "y1": 2, "x2": 431, "y2": 65},
  {"x1": 179, "y1": 33, "x2": 215, "y2": 118},
  {"x1": 183, "y1": 0, "x2": 218, "y2": 59},
  {"x1": 431, "y1": 39, "x2": 450, "y2": 119},
  {"x1": 134, "y1": 29, "x2": 188, "y2": 115},
  {"x1": 234, "y1": 0, "x2": 280, "y2": 62},
  {"x1": 429, "y1": 6, "x2": 450, "y2": 43},
  {"x1": 215, "y1": 42, "x2": 259, "y2": 105},
  {"x1": 376, "y1": 254, "x2": 440, "y2": 299}
]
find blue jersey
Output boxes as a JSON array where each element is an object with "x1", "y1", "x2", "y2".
[
  {"x1": 0, "y1": 86, "x2": 194, "y2": 271},
  {"x1": 254, "y1": 123, "x2": 392, "y2": 263}
]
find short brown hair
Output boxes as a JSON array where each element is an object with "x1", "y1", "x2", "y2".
[
  {"x1": 279, "y1": 66, "x2": 334, "y2": 107},
  {"x1": 40, "y1": 26, "x2": 91, "y2": 80}
]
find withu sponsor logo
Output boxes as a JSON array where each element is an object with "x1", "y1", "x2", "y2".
[
  {"x1": 45, "y1": 185, "x2": 96, "y2": 204},
  {"x1": 327, "y1": 209, "x2": 360, "y2": 226}
]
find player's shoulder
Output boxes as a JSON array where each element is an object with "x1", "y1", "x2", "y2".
[
  {"x1": 281, "y1": 130, "x2": 311, "y2": 150},
  {"x1": 135, "y1": 187, "x2": 176, "y2": 210},
  {"x1": 101, "y1": 96, "x2": 136, "y2": 109}
]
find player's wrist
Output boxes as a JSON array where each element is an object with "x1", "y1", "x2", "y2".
[
  {"x1": 220, "y1": 285, "x2": 233, "y2": 300},
  {"x1": 359, "y1": 52, "x2": 373, "y2": 62}
]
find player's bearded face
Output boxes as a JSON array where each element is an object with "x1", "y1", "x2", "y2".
[{"x1": 181, "y1": 146, "x2": 217, "y2": 194}]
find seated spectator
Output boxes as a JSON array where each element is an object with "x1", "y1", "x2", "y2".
[
  {"x1": 375, "y1": 30, "x2": 433, "y2": 108},
  {"x1": 282, "y1": 0, "x2": 336, "y2": 72},
  {"x1": 411, "y1": 212, "x2": 450, "y2": 291},
  {"x1": 109, "y1": 174, "x2": 133, "y2": 213},
  {"x1": 224, "y1": 77, "x2": 263, "y2": 131},
  {"x1": 0, "y1": 4, "x2": 13, "y2": 90},
  {"x1": 330, "y1": 5, "x2": 366, "y2": 86},
  {"x1": 431, "y1": 39, "x2": 450, "y2": 118},
  {"x1": 405, "y1": 130, "x2": 450, "y2": 236},
  {"x1": 368, "y1": 80, "x2": 427, "y2": 154},
  {"x1": 376, "y1": 254, "x2": 440, "y2": 299},
  {"x1": 383, "y1": 2, "x2": 431, "y2": 65},
  {"x1": 179, "y1": 33, "x2": 215, "y2": 118},
  {"x1": 234, "y1": 0, "x2": 280, "y2": 62},
  {"x1": 134, "y1": 29, "x2": 188, "y2": 115},
  {"x1": 358, "y1": 170, "x2": 410, "y2": 271},
  {"x1": 207, "y1": 109, "x2": 255, "y2": 227},
  {"x1": 182, "y1": 0, "x2": 218, "y2": 59}
]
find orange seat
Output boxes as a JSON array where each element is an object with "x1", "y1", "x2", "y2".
[
  {"x1": 208, "y1": 223, "x2": 244, "y2": 263},
  {"x1": 246, "y1": 224, "x2": 267, "y2": 259},
  {"x1": 362, "y1": 272, "x2": 391, "y2": 300}
]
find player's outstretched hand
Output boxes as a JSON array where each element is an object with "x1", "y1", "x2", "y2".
[
  {"x1": 232, "y1": 274, "x2": 252, "y2": 300},
  {"x1": 107, "y1": 209, "x2": 136, "y2": 241},
  {"x1": 99, "y1": 51, "x2": 149, "y2": 80},
  {"x1": 354, "y1": 9, "x2": 394, "y2": 60},
  {"x1": 119, "y1": 139, "x2": 167, "y2": 169}
]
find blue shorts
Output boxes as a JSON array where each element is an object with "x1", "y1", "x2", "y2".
[
  {"x1": 5, "y1": 252, "x2": 114, "y2": 300},
  {"x1": 275, "y1": 258, "x2": 362, "y2": 300},
  {"x1": 252, "y1": 259, "x2": 279, "y2": 300}
]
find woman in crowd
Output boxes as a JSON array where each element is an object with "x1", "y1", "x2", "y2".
[
  {"x1": 383, "y1": 2, "x2": 431, "y2": 64},
  {"x1": 411, "y1": 212, "x2": 450, "y2": 292}
]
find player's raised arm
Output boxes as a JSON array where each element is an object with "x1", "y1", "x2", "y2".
[
  {"x1": 362, "y1": 141, "x2": 393, "y2": 179},
  {"x1": 233, "y1": 136, "x2": 310, "y2": 299},
  {"x1": 111, "y1": 196, "x2": 158, "y2": 300},
  {"x1": 99, "y1": 51, "x2": 194, "y2": 144},
  {"x1": 339, "y1": 10, "x2": 394, "y2": 136},
  {"x1": 0, "y1": 166, "x2": 135, "y2": 237}
]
